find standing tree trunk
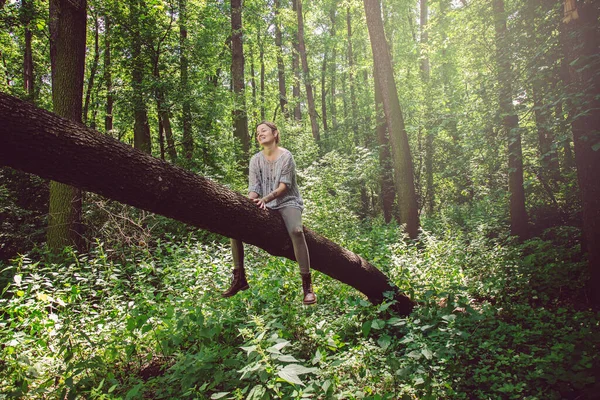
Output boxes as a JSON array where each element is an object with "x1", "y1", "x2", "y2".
[
  {"x1": 83, "y1": 11, "x2": 100, "y2": 126},
  {"x1": 420, "y1": 0, "x2": 434, "y2": 215},
  {"x1": 231, "y1": 0, "x2": 250, "y2": 164},
  {"x1": 47, "y1": 0, "x2": 86, "y2": 251},
  {"x1": 347, "y1": 8, "x2": 359, "y2": 140},
  {"x1": 152, "y1": 50, "x2": 177, "y2": 163},
  {"x1": 179, "y1": 0, "x2": 193, "y2": 160},
  {"x1": 329, "y1": 9, "x2": 338, "y2": 130},
  {"x1": 103, "y1": 15, "x2": 113, "y2": 134},
  {"x1": 295, "y1": 0, "x2": 320, "y2": 141},
  {"x1": 0, "y1": 92, "x2": 416, "y2": 316},
  {"x1": 274, "y1": 0, "x2": 288, "y2": 117},
  {"x1": 259, "y1": 31, "x2": 266, "y2": 121},
  {"x1": 291, "y1": 0, "x2": 302, "y2": 122},
  {"x1": 493, "y1": 0, "x2": 528, "y2": 239},
  {"x1": 321, "y1": 45, "x2": 328, "y2": 132},
  {"x1": 22, "y1": 0, "x2": 34, "y2": 102},
  {"x1": 374, "y1": 73, "x2": 395, "y2": 223},
  {"x1": 364, "y1": 0, "x2": 420, "y2": 239},
  {"x1": 130, "y1": 0, "x2": 151, "y2": 154},
  {"x1": 562, "y1": 0, "x2": 600, "y2": 306}
]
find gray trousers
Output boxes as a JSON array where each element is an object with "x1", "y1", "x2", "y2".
[{"x1": 231, "y1": 207, "x2": 310, "y2": 275}]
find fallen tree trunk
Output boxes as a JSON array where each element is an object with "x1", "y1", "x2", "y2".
[{"x1": 0, "y1": 92, "x2": 415, "y2": 316}]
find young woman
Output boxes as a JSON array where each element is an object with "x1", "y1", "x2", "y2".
[{"x1": 222, "y1": 121, "x2": 317, "y2": 305}]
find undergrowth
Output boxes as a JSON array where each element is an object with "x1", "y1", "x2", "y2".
[{"x1": 1, "y1": 219, "x2": 599, "y2": 399}]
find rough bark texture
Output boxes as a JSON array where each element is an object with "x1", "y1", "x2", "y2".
[
  {"x1": 0, "y1": 92, "x2": 415, "y2": 316},
  {"x1": 296, "y1": 0, "x2": 320, "y2": 141},
  {"x1": 364, "y1": 0, "x2": 420, "y2": 239},
  {"x1": 563, "y1": 0, "x2": 600, "y2": 306},
  {"x1": 231, "y1": 0, "x2": 250, "y2": 163},
  {"x1": 493, "y1": 0, "x2": 528, "y2": 239},
  {"x1": 48, "y1": 0, "x2": 86, "y2": 251}
]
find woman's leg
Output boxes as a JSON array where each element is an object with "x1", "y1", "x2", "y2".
[
  {"x1": 222, "y1": 238, "x2": 249, "y2": 297},
  {"x1": 278, "y1": 207, "x2": 310, "y2": 274},
  {"x1": 230, "y1": 238, "x2": 244, "y2": 269},
  {"x1": 278, "y1": 207, "x2": 316, "y2": 304}
]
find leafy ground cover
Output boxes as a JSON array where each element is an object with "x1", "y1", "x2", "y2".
[{"x1": 1, "y1": 214, "x2": 599, "y2": 399}]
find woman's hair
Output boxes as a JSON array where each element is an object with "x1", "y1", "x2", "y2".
[{"x1": 256, "y1": 120, "x2": 280, "y2": 144}]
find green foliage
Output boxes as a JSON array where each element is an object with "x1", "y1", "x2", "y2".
[{"x1": 1, "y1": 212, "x2": 598, "y2": 399}]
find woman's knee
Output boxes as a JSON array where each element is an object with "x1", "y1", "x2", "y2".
[{"x1": 289, "y1": 226, "x2": 305, "y2": 239}]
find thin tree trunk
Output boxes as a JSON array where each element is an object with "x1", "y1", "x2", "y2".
[
  {"x1": 47, "y1": 0, "x2": 86, "y2": 251},
  {"x1": 292, "y1": 0, "x2": 302, "y2": 121},
  {"x1": 0, "y1": 92, "x2": 416, "y2": 316},
  {"x1": 347, "y1": 8, "x2": 358, "y2": 141},
  {"x1": 374, "y1": 73, "x2": 395, "y2": 223},
  {"x1": 103, "y1": 15, "x2": 113, "y2": 134},
  {"x1": 562, "y1": 0, "x2": 600, "y2": 306},
  {"x1": 274, "y1": 0, "x2": 287, "y2": 117},
  {"x1": 329, "y1": 9, "x2": 338, "y2": 130},
  {"x1": 420, "y1": 0, "x2": 434, "y2": 215},
  {"x1": 321, "y1": 48, "x2": 328, "y2": 133},
  {"x1": 296, "y1": 0, "x2": 320, "y2": 141},
  {"x1": 493, "y1": 0, "x2": 528, "y2": 239},
  {"x1": 152, "y1": 51, "x2": 177, "y2": 163},
  {"x1": 130, "y1": 0, "x2": 151, "y2": 154},
  {"x1": 83, "y1": 12, "x2": 100, "y2": 125},
  {"x1": 364, "y1": 0, "x2": 420, "y2": 239},
  {"x1": 231, "y1": 0, "x2": 250, "y2": 164},
  {"x1": 22, "y1": 0, "x2": 34, "y2": 102},
  {"x1": 179, "y1": 0, "x2": 193, "y2": 160}
]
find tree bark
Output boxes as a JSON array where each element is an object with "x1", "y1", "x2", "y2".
[
  {"x1": 493, "y1": 0, "x2": 528, "y2": 239},
  {"x1": 420, "y1": 0, "x2": 434, "y2": 215},
  {"x1": 103, "y1": 15, "x2": 113, "y2": 134},
  {"x1": 48, "y1": 0, "x2": 86, "y2": 251},
  {"x1": 291, "y1": 0, "x2": 302, "y2": 122},
  {"x1": 0, "y1": 92, "x2": 416, "y2": 316},
  {"x1": 295, "y1": 0, "x2": 320, "y2": 141},
  {"x1": 329, "y1": 9, "x2": 338, "y2": 130},
  {"x1": 562, "y1": 0, "x2": 600, "y2": 306},
  {"x1": 179, "y1": 0, "x2": 193, "y2": 160},
  {"x1": 231, "y1": 0, "x2": 250, "y2": 164},
  {"x1": 274, "y1": 0, "x2": 288, "y2": 117},
  {"x1": 364, "y1": 0, "x2": 420, "y2": 239},
  {"x1": 347, "y1": 8, "x2": 358, "y2": 140},
  {"x1": 130, "y1": 0, "x2": 151, "y2": 154},
  {"x1": 22, "y1": 0, "x2": 34, "y2": 102},
  {"x1": 374, "y1": 73, "x2": 395, "y2": 224},
  {"x1": 83, "y1": 11, "x2": 100, "y2": 126}
]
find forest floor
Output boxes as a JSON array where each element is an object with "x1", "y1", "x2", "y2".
[{"x1": 1, "y1": 213, "x2": 599, "y2": 399}]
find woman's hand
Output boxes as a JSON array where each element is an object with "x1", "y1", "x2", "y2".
[{"x1": 252, "y1": 197, "x2": 267, "y2": 209}]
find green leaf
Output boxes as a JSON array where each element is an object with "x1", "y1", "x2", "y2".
[
  {"x1": 240, "y1": 345, "x2": 257, "y2": 355},
  {"x1": 210, "y1": 392, "x2": 230, "y2": 400},
  {"x1": 371, "y1": 319, "x2": 385, "y2": 329},
  {"x1": 278, "y1": 354, "x2": 299, "y2": 363},
  {"x1": 13, "y1": 274, "x2": 22, "y2": 286},
  {"x1": 267, "y1": 341, "x2": 290, "y2": 354},
  {"x1": 421, "y1": 348, "x2": 433, "y2": 360},
  {"x1": 407, "y1": 350, "x2": 422, "y2": 359},
  {"x1": 377, "y1": 335, "x2": 391, "y2": 350},
  {"x1": 592, "y1": 142, "x2": 600, "y2": 152},
  {"x1": 362, "y1": 320, "x2": 372, "y2": 337}
]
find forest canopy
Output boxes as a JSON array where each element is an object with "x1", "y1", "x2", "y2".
[{"x1": 1, "y1": 0, "x2": 599, "y2": 398}]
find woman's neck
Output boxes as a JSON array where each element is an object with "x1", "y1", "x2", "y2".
[{"x1": 262, "y1": 143, "x2": 279, "y2": 157}]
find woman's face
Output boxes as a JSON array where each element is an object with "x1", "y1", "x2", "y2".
[{"x1": 256, "y1": 123, "x2": 278, "y2": 145}]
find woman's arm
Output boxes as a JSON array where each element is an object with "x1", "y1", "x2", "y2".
[{"x1": 253, "y1": 182, "x2": 288, "y2": 209}]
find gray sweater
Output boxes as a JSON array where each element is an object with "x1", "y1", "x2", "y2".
[{"x1": 248, "y1": 149, "x2": 304, "y2": 211}]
